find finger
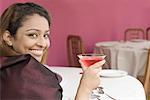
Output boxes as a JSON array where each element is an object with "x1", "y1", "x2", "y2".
[{"x1": 94, "y1": 67, "x2": 102, "y2": 74}]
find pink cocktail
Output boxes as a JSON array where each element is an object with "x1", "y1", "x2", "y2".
[{"x1": 78, "y1": 54, "x2": 106, "y2": 67}]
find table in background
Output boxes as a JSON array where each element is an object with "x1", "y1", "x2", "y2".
[
  {"x1": 46, "y1": 66, "x2": 146, "y2": 100},
  {"x1": 94, "y1": 40, "x2": 150, "y2": 77}
]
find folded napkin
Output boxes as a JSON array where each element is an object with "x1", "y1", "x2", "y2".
[{"x1": 0, "y1": 54, "x2": 63, "y2": 100}]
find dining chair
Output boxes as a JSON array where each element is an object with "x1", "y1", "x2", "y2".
[
  {"x1": 124, "y1": 28, "x2": 145, "y2": 41},
  {"x1": 67, "y1": 35, "x2": 85, "y2": 67},
  {"x1": 137, "y1": 48, "x2": 150, "y2": 98},
  {"x1": 146, "y1": 27, "x2": 150, "y2": 40}
]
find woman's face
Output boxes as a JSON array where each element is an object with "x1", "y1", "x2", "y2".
[{"x1": 11, "y1": 14, "x2": 50, "y2": 62}]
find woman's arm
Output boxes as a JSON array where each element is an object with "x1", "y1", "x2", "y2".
[{"x1": 75, "y1": 60, "x2": 105, "y2": 100}]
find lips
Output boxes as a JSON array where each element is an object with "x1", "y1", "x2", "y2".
[{"x1": 29, "y1": 49, "x2": 44, "y2": 56}]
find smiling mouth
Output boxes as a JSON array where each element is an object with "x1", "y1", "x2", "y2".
[{"x1": 29, "y1": 49, "x2": 44, "y2": 56}]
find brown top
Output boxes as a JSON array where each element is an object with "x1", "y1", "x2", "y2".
[{"x1": 0, "y1": 54, "x2": 63, "y2": 100}]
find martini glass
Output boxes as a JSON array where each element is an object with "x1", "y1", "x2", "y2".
[
  {"x1": 77, "y1": 53, "x2": 106, "y2": 67},
  {"x1": 78, "y1": 54, "x2": 116, "y2": 100}
]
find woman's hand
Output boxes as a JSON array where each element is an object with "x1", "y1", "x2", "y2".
[
  {"x1": 80, "y1": 59, "x2": 105, "y2": 91},
  {"x1": 75, "y1": 60, "x2": 105, "y2": 100}
]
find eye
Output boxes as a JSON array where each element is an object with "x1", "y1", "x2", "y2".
[
  {"x1": 27, "y1": 33, "x2": 38, "y2": 38},
  {"x1": 44, "y1": 34, "x2": 50, "y2": 39}
]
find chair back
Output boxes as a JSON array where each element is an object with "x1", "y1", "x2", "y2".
[
  {"x1": 67, "y1": 35, "x2": 85, "y2": 67},
  {"x1": 124, "y1": 28, "x2": 145, "y2": 41},
  {"x1": 146, "y1": 27, "x2": 150, "y2": 40},
  {"x1": 143, "y1": 48, "x2": 150, "y2": 95}
]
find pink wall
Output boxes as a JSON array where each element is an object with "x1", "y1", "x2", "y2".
[{"x1": 1, "y1": 0, "x2": 150, "y2": 66}]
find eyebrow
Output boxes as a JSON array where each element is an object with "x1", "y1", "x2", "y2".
[
  {"x1": 26, "y1": 29, "x2": 50, "y2": 33},
  {"x1": 26, "y1": 29, "x2": 39, "y2": 32}
]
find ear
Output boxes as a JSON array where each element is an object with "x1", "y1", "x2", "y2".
[{"x1": 3, "y1": 31, "x2": 13, "y2": 46}]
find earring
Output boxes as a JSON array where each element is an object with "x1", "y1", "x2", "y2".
[{"x1": 8, "y1": 42, "x2": 12, "y2": 46}]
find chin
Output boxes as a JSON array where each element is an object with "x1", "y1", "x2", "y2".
[
  {"x1": 36, "y1": 58, "x2": 42, "y2": 62},
  {"x1": 32, "y1": 56, "x2": 42, "y2": 62}
]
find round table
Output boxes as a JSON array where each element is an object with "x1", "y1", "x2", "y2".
[{"x1": 46, "y1": 66, "x2": 146, "y2": 100}]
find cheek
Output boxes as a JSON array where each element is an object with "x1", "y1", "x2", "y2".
[
  {"x1": 17, "y1": 43, "x2": 32, "y2": 52},
  {"x1": 17, "y1": 41, "x2": 35, "y2": 51},
  {"x1": 12, "y1": 44, "x2": 27, "y2": 54},
  {"x1": 47, "y1": 39, "x2": 51, "y2": 48}
]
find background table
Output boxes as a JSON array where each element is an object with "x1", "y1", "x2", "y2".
[
  {"x1": 94, "y1": 40, "x2": 150, "y2": 77},
  {"x1": 46, "y1": 66, "x2": 146, "y2": 100}
]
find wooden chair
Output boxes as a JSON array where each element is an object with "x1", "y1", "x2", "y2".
[
  {"x1": 146, "y1": 27, "x2": 150, "y2": 40},
  {"x1": 67, "y1": 35, "x2": 85, "y2": 67},
  {"x1": 124, "y1": 28, "x2": 145, "y2": 41},
  {"x1": 137, "y1": 48, "x2": 150, "y2": 98}
]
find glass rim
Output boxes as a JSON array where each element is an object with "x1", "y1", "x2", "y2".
[{"x1": 77, "y1": 53, "x2": 106, "y2": 58}]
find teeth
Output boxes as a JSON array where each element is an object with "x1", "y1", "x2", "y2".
[{"x1": 29, "y1": 49, "x2": 43, "y2": 56}]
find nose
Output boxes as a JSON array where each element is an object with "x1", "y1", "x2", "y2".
[{"x1": 36, "y1": 37, "x2": 47, "y2": 48}]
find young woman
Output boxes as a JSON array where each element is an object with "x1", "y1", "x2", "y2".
[{"x1": 0, "y1": 2, "x2": 105, "y2": 100}]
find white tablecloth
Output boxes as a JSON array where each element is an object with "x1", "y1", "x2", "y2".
[
  {"x1": 46, "y1": 66, "x2": 146, "y2": 100},
  {"x1": 94, "y1": 40, "x2": 150, "y2": 77}
]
